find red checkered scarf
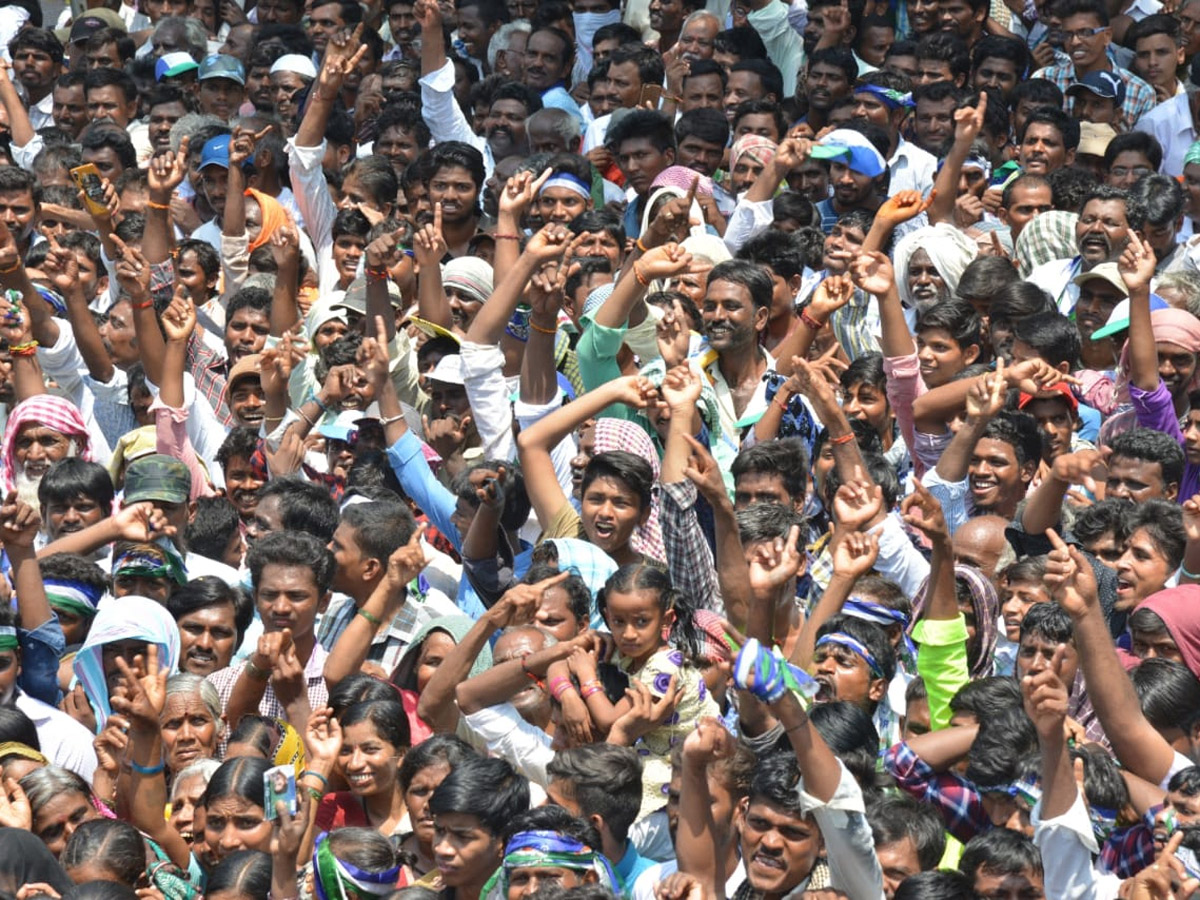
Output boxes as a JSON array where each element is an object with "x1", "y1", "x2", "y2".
[{"x1": 1, "y1": 396, "x2": 92, "y2": 491}]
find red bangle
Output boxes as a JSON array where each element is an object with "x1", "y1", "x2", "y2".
[
  {"x1": 132, "y1": 299, "x2": 154, "y2": 310},
  {"x1": 800, "y1": 309, "x2": 824, "y2": 331},
  {"x1": 364, "y1": 266, "x2": 389, "y2": 279},
  {"x1": 146, "y1": 200, "x2": 170, "y2": 210},
  {"x1": 774, "y1": 396, "x2": 789, "y2": 412},
  {"x1": 493, "y1": 233, "x2": 520, "y2": 240},
  {"x1": 634, "y1": 263, "x2": 650, "y2": 287},
  {"x1": 830, "y1": 432, "x2": 856, "y2": 445}
]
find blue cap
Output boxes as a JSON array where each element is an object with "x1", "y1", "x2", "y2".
[
  {"x1": 198, "y1": 54, "x2": 245, "y2": 85},
  {"x1": 1067, "y1": 70, "x2": 1125, "y2": 105},
  {"x1": 200, "y1": 134, "x2": 231, "y2": 170}
]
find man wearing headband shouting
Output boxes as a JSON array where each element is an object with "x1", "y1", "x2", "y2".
[{"x1": 851, "y1": 70, "x2": 937, "y2": 199}]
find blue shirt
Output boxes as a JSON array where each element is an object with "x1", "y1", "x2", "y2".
[{"x1": 614, "y1": 840, "x2": 657, "y2": 898}]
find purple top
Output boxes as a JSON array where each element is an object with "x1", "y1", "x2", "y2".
[{"x1": 1130, "y1": 380, "x2": 1199, "y2": 501}]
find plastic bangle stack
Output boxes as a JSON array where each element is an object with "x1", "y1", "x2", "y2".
[
  {"x1": 549, "y1": 676, "x2": 577, "y2": 701},
  {"x1": 579, "y1": 680, "x2": 604, "y2": 699},
  {"x1": 8, "y1": 340, "x2": 36, "y2": 357},
  {"x1": 800, "y1": 309, "x2": 824, "y2": 331}
]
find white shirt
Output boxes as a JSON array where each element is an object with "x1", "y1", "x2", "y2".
[
  {"x1": 1028, "y1": 256, "x2": 1084, "y2": 314},
  {"x1": 28, "y1": 91, "x2": 52, "y2": 131},
  {"x1": 1135, "y1": 91, "x2": 1193, "y2": 177},
  {"x1": 582, "y1": 112, "x2": 612, "y2": 154},
  {"x1": 418, "y1": 58, "x2": 494, "y2": 180},
  {"x1": 462, "y1": 701, "x2": 554, "y2": 786},
  {"x1": 15, "y1": 691, "x2": 99, "y2": 783},
  {"x1": 1032, "y1": 791, "x2": 1121, "y2": 900},
  {"x1": 888, "y1": 138, "x2": 937, "y2": 197},
  {"x1": 285, "y1": 137, "x2": 343, "y2": 296}
]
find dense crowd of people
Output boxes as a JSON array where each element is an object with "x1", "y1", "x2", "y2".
[{"x1": 7, "y1": 0, "x2": 1200, "y2": 898}]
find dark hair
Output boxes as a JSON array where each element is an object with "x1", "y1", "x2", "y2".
[
  {"x1": 523, "y1": 563, "x2": 591, "y2": 627},
  {"x1": 546, "y1": 745, "x2": 643, "y2": 841},
  {"x1": 747, "y1": 751, "x2": 808, "y2": 818},
  {"x1": 738, "y1": 229, "x2": 807, "y2": 281},
  {"x1": 916, "y1": 32, "x2": 970, "y2": 82},
  {"x1": 332, "y1": 206, "x2": 371, "y2": 242},
  {"x1": 593, "y1": 21, "x2": 640, "y2": 45},
  {"x1": 730, "y1": 437, "x2": 809, "y2": 502},
  {"x1": 990, "y1": 282, "x2": 1055, "y2": 325},
  {"x1": 868, "y1": 794, "x2": 947, "y2": 871},
  {"x1": 916, "y1": 298, "x2": 982, "y2": 350},
  {"x1": 816, "y1": 614, "x2": 897, "y2": 686},
  {"x1": 895, "y1": 871, "x2": 979, "y2": 900},
  {"x1": 428, "y1": 755, "x2": 529, "y2": 836},
  {"x1": 960, "y1": 828, "x2": 1044, "y2": 881},
  {"x1": 398, "y1": 733, "x2": 475, "y2": 793},
  {"x1": 1012, "y1": 312, "x2": 1080, "y2": 369},
  {"x1": 38, "y1": 458, "x2": 114, "y2": 512},
  {"x1": 773, "y1": 191, "x2": 819, "y2": 229},
  {"x1": 1124, "y1": 500, "x2": 1186, "y2": 570},
  {"x1": 9, "y1": 26, "x2": 64, "y2": 64},
  {"x1": 328, "y1": 673, "x2": 404, "y2": 717},
  {"x1": 83, "y1": 66, "x2": 137, "y2": 103},
  {"x1": 580, "y1": 451, "x2": 654, "y2": 515},
  {"x1": 203, "y1": 756, "x2": 271, "y2": 809},
  {"x1": 1073, "y1": 498, "x2": 1131, "y2": 546},
  {"x1": 340, "y1": 699, "x2": 412, "y2": 751},
  {"x1": 340, "y1": 500, "x2": 418, "y2": 567},
  {"x1": 840, "y1": 352, "x2": 887, "y2": 395},
  {"x1": 732, "y1": 99, "x2": 787, "y2": 140},
  {"x1": 950, "y1": 676, "x2": 1023, "y2": 721},
  {"x1": 0, "y1": 707, "x2": 40, "y2": 749},
  {"x1": 38, "y1": 552, "x2": 111, "y2": 600},
  {"x1": 682, "y1": 58, "x2": 728, "y2": 91},
  {"x1": 708, "y1": 259, "x2": 774, "y2": 312},
  {"x1": 206, "y1": 850, "x2": 273, "y2": 898},
  {"x1": 61, "y1": 885, "x2": 138, "y2": 900},
  {"x1": 61, "y1": 819, "x2": 144, "y2": 886},
  {"x1": 450, "y1": 459, "x2": 532, "y2": 534},
  {"x1": 808, "y1": 700, "x2": 881, "y2": 792},
  {"x1": 964, "y1": 705, "x2": 1038, "y2": 789},
  {"x1": 971, "y1": 34, "x2": 1028, "y2": 77},
  {"x1": 216, "y1": 427, "x2": 260, "y2": 471},
  {"x1": 609, "y1": 43, "x2": 665, "y2": 89},
  {"x1": 957, "y1": 255, "x2": 1020, "y2": 304},
  {"x1": 1019, "y1": 105, "x2": 1080, "y2": 152},
  {"x1": 597, "y1": 563, "x2": 701, "y2": 660},
  {"x1": 501, "y1": 804, "x2": 603, "y2": 851},
  {"x1": 569, "y1": 208, "x2": 624, "y2": 245},
  {"x1": 1104, "y1": 130, "x2": 1163, "y2": 171},
  {"x1": 254, "y1": 478, "x2": 340, "y2": 541},
  {"x1": 810, "y1": 45, "x2": 858, "y2": 83},
  {"x1": 1019, "y1": 600, "x2": 1073, "y2": 646},
  {"x1": 1012, "y1": 78, "x2": 1064, "y2": 111},
  {"x1": 605, "y1": 109, "x2": 675, "y2": 154},
  {"x1": 1049, "y1": 166, "x2": 1099, "y2": 212},
  {"x1": 1132, "y1": 657, "x2": 1200, "y2": 733},
  {"x1": 246, "y1": 531, "x2": 335, "y2": 596},
  {"x1": 979, "y1": 411, "x2": 1042, "y2": 470},
  {"x1": 427, "y1": 140, "x2": 485, "y2": 196},
  {"x1": 1110, "y1": 428, "x2": 1186, "y2": 489},
  {"x1": 1080, "y1": 184, "x2": 1146, "y2": 231},
  {"x1": 1130, "y1": 174, "x2": 1185, "y2": 228},
  {"x1": 186, "y1": 497, "x2": 242, "y2": 569},
  {"x1": 80, "y1": 126, "x2": 137, "y2": 171},
  {"x1": 712, "y1": 26, "x2": 767, "y2": 62},
  {"x1": 168, "y1": 576, "x2": 254, "y2": 646},
  {"x1": 377, "y1": 102, "x2": 432, "y2": 148},
  {"x1": 1057, "y1": 0, "x2": 1110, "y2": 24},
  {"x1": 730, "y1": 59, "x2": 784, "y2": 102},
  {"x1": 736, "y1": 502, "x2": 799, "y2": 546}
]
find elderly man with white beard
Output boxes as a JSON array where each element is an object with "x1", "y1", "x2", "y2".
[{"x1": 1, "y1": 395, "x2": 95, "y2": 508}]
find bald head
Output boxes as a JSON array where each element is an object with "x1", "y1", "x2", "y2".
[
  {"x1": 679, "y1": 11, "x2": 720, "y2": 60},
  {"x1": 952, "y1": 515, "x2": 1011, "y2": 580},
  {"x1": 528, "y1": 107, "x2": 581, "y2": 154}
]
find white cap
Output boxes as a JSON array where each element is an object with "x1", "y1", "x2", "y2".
[{"x1": 269, "y1": 53, "x2": 317, "y2": 80}]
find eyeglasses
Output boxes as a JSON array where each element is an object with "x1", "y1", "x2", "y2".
[
  {"x1": 1109, "y1": 165, "x2": 1151, "y2": 178},
  {"x1": 1062, "y1": 25, "x2": 1108, "y2": 41}
]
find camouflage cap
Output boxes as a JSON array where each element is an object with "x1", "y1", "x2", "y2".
[{"x1": 123, "y1": 454, "x2": 192, "y2": 505}]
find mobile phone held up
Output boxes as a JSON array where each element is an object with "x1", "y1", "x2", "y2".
[{"x1": 70, "y1": 164, "x2": 110, "y2": 218}]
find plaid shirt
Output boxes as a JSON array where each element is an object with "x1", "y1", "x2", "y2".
[
  {"x1": 207, "y1": 643, "x2": 329, "y2": 752},
  {"x1": 885, "y1": 741, "x2": 1157, "y2": 875},
  {"x1": 1031, "y1": 62, "x2": 1157, "y2": 132},
  {"x1": 828, "y1": 288, "x2": 882, "y2": 364},
  {"x1": 659, "y1": 481, "x2": 722, "y2": 615},
  {"x1": 148, "y1": 256, "x2": 233, "y2": 424}
]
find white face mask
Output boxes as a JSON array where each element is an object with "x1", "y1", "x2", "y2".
[{"x1": 573, "y1": 9, "x2": 622, "y2": 51}]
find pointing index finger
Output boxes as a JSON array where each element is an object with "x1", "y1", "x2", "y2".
[{"x1": 1044, "y1": 527, "x2": 1069, "y2": 552}]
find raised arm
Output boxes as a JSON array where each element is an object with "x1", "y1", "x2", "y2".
[
  {"x1": 1045, "y1": 528, "x2": 1177, "y2": 785},
  {"x1": 745, "y1": 137, "x2": 809, "y2": 205},
  {"x1": 792, "y1": 523, "x2": 879, "y2": 670},
  {"x1": 934, "y1": 361, "x2": 1005, "y2": 484},
  {"x1": 362, "y1": 226, "x2": 405, "y2": 342},
  {"x1": 683, "y1": 435, "x2": 752, "y2": 627},
  {"x1": 592, "y1": 241, "x2": 693, "y2": 331},
  {"x1": 143, "y1": 139, "x2": 189, "y2": 266},
  {"x1": 675, "y1": 719, "x2": 735, "y2": 889},
  {"x1": 850, "y1": 250, "x2": 914, "y2": 358},
  {"x1": 413, "y1": 203, "x2": 451, "y2": 330},
  {"x1": 0, "y1": 292, "x2": 45, "y2": 401},
  {"x1": 115, "y1": 244, "x2": 168, "y2": 388},
  {"x1": 1022, "y1": 643, "x2": 1075, "y2": 820},
  {"x1": 1122, "y1": 231, "x2": 1162, "y2": 393},
  {"x1": 770, "y1": 276, "x2": 854, "y2": 378},
  {"x1": 323, "y1": 525, "x2": 428, "y2": 687},
  {"x1": 1020, "y1": 449, "x2": 1106, "y2": 536},
  {"x1": 516, "y1": 375, "x2": 657, "y2": 529},
  {"x1": 520, "y1": 257, "x2": 570, "y2": 405},
  {"x1": 927, "y1": 94, "x2": 987, "y2": 228},
  {"x1": 862, "y1": 190, "x2": 934, "y2": 256},
  {"x1": 1, "y1": 497, "x2": 54, "y2": 635},
  {"x1": 491, "y1": 168, "x2": 549, "y2": 278},
  {"x1": 268, "y1": 226, "x2": 303, "y2": 337},
  {"x1": 295, "y1": 25, "x2": 367, "y2": 150}
]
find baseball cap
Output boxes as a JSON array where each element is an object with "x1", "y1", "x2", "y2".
[
  {"x1": 200, "y1": 134, "x2": 231, "y2": 170},
  {"x1": 60, "y1": 9, "x2": 125, "y2": 43},
  {"x1": 332, "y1": 277, "x2": 405, "y2": 315},
  {"x1": 1076, "y1": 121, "x2": 1118, "y2": 158},
  {"x1": 809, "y1": 128, "x2": 888, "y2": 177},
  {"x1": 123, "y1": 454, "x2": 192, "y2": 505},
  {"x1": 1089, "y1": 293, "x2": 1171, "y2": 340},
  {"x1": 198, "y1": 54, "x2": 245, "y2": 85},
  {"x1": 1067, "y1": 70, "x2": 1125, "y2": 105},
  {"x1": 318, "y1": 410, "x2": 365, "y2": 444},
  {"x1": 427, "y1": 353, "x2": 464, "y2": 386},
  {"x1": 155, "y1": 52, "x2": 199, "y2": 82},
  {"x1": 225, "y1": 353, "x2": 262, "y2": 393},
  {"x1": 1017, "y1": 381, "x2": 1079, "y2": 412}
]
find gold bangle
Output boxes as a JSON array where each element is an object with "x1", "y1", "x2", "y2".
[
  {"x1": 530, "y1": 319, "x2": 557, "y2": 335},
  {"x1": 146, "y1": 200, "x2": 171, "y2": 210}
]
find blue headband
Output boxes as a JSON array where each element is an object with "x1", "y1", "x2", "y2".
[
  {"x1": 843, "y1": 599, "x2": 908, "y2": 627},
  {"x1": 815, "y1": 633, "x2": 884, "y2": 678},
  {"x1": 540, "y1": 173, "x2": 592, "y2": 200},
  {"x1": 856, "y1": 84, "x2": 915, "y2": 109}
]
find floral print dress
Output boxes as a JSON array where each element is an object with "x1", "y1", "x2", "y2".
[{"x1": 622, "y1": 647, "x2": 720, "y2": 821}]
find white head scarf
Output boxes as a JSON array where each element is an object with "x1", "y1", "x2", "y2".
[{"x1": 892, "y1": 223, "x2": 980, "y2": 309}]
